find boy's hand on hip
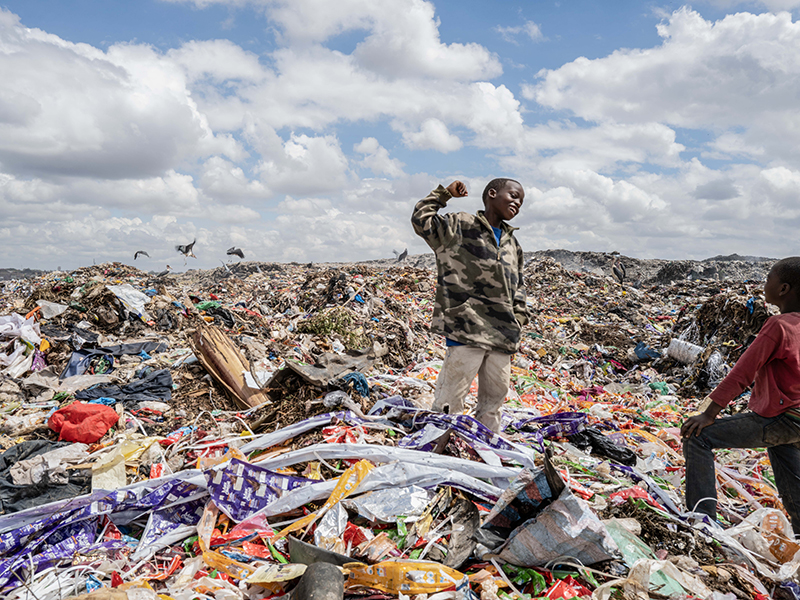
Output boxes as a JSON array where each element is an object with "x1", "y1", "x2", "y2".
[
  {"x1": 446, "y1": 181, "x2": 468, "y2": 198},
  {"x1": 681, "y1": 413, "x2": 715, "y2": 438}
]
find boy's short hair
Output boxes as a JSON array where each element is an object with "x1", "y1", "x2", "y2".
[
  {"x1": 482, "y1": 178, "x2": 521, "y2": 204},
  {"x1": 773, "y1": 257, "x2": 800, "y2": 290}
]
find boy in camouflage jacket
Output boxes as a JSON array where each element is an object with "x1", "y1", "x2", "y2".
[{"x1": 411, "y1": 179, "x2": 528, "y2": 432}]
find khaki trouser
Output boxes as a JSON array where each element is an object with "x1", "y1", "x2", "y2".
[{"x1": 432, "y1": 345, "x2": 511, "y2": 432}]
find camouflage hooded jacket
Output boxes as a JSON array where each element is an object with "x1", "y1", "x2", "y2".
[{"x1": 411, "y1": 185, "x2": 529, "y2": 354}]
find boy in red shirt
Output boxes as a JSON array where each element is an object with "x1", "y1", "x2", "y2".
[{"x1": 682, "y1": 257, "x2": 800, "y2": 534}]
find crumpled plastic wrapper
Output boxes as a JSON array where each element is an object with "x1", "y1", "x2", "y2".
[
  {"x1": 314, "y1": 500, "x2": 348, "y2": 551},
  {"x1": 344, "y1": 485, "x2": 433, "y2": 523}
]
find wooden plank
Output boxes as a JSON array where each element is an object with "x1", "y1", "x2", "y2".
[{"x1": 189, "y1": 324, "x2": 271, "y2": 409}]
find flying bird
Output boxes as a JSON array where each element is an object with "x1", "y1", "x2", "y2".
[
  {"x1": 133, "y1": 250, "x2": 150, "y2": 260},
  {"x1": 612, "y1": 260, "x2": 627, "y2": 285},
  {"x1": 393, "y1": 248, "x2": 408, "y2": 262},
  {"x1": 175, "y1": 239, "x2": 197, "y2": 265},
  {"x1": 226, "y1": 246, "x2": 245, "y2": 260}
]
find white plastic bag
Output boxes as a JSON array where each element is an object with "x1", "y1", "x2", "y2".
[{"x1": 107, "y1": 284, "x2": 152, "y2": 321}]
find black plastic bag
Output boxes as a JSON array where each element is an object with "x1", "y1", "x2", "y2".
[
  {"x1": 0, "y1": 441, "x2": 91, "y2": 514},
  {"x1": 568, "y1": 427, "x2": 637, "y2": 466}
]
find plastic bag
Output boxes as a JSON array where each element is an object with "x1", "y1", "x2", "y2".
[
  {"x1": 666, "y1": 339, "x2": 703, "y2": 363},
  {"x1": 495, "y1": 485, "x2": 620, "y2": 567},
  {"x1": 729, "y1": 508, "x2": 800, "y2": 564},
  {"x1": 36, "y1": 301, "x2": 68, "y2": 320},
  {"x1": 10, "y1": 443, "x2": 89, "y2": 486},
  {"x1": 106, "y1": 284, "x2": 152, "y2": 321},
  {"x1": 48, "y1": 402, "x2": 119, "y2": 443},
  {"x1": 567, "y1": 427, "x2": 637, "y2": 466}
]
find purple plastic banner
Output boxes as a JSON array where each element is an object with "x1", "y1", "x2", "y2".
[{"x1": 206, "y1": 458, "x2": 316, "y2": 522}]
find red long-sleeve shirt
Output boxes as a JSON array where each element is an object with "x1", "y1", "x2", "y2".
[{"x1": 710, "y1": 313, "x2": 800, "y2": 417}]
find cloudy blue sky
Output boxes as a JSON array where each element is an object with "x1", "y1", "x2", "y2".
[{"x1": 1, "y1": 0, "x2": 799, "y2": 270}]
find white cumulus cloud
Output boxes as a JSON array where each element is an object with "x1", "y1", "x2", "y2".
[
  {"x1": 402, "y1": 119, "x2": 463, "y2": 153},
  {"x1": 495, "y1": 20, "x2": 544, "y2": 44}
]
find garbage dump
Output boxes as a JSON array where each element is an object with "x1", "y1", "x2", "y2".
[{"x1": 0, "y1": 253, "x2": 790, "y2": 600}]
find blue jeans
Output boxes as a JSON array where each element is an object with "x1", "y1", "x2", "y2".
[{"x1": 683, "y1": 411, "x2": 800, "y2": 536}]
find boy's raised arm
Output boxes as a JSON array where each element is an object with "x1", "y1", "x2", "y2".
[
  {"x1": 446, "y1": 181, "x2": 468, "y2": 198},
  {"x1": 411, "y1": 181, "x2": 467, "y2": 249}
]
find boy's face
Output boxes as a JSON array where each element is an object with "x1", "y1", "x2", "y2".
[
  {"x1": 486, "y1": 181, "x2": 525, "y2": 222},
  {"x1": 764, "y1": 267, "x2": 784, "y2": 306}
]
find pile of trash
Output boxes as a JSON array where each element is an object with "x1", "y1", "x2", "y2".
[
  {"x1": 0, "y1": 256, "x2": 792, "y2": 600},
  {"x1": 529, "y1": 249, "x2": 773, "y2": 286}
]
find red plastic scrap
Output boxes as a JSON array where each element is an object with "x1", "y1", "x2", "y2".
[
  {"x1": 343, "y1": 522, "x2": 370, "y2": 547},
  {"x1": 241, "y1": 541, "x2": 272, "y2": 559},
  {"x1": 322, "y1": 425, "x2": 365, "y2": 466},
  {"x1": 111, "y1": 572, "x2": 123, "y2": 588},
  {"x1": 322, "y1": 425, "x2": 365, "y2": 444},
  {"x1": 101, "y1": 517, "x2": 123, "y2": 541},
  {"x1": 553, "y1": 576, "x2": 593, "y2": 598},
  {"x1": 212, "y1": 571, "x2": 235, "y2": 584},
  {"x1": 557, "y1": 469, "x2": 594, "y2": 500},
  {"x1": 609, "y1": 486, "x2": 666, "y2": 511},
  {"x1": 149, "y1": 556, "x2": 183, "y2": 581},
  {"x1": 210, "y1": 529, "x2": 259, "y2": 548},
  {"x1": 233, "y1": 307, "x2": 264, "y2": 318},
  {"x1": 48, "y1": 402, "x2": 119, "y2": 443},
  {"x1": 544, "y1": 579, "x2": 580, "y2": 599}
]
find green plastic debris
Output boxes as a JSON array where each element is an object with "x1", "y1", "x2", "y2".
[
  {"x1": 604, "y1": 519, "x2": 686, "y2": 597},
  {"x1": 52, "y1": 392, "x2": 72, "y2": 403},
  {"x1": 195, "y1": 301, "x2": 222, "y2": 311},
  {"x1": 267, "y1": 540, "x2": 288, "y2": 563},
  {"x1": 648, "y1": 381, "x2": 670, "y2": 394},
  {"x1": 502, "y1": 564, "x2": 546, "y2": 596},
  {"x1": 183, "y1": 535, "x2": 199, "y2": 555}
]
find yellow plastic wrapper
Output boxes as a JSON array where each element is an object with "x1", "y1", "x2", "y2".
[
  {"x1": 302, "y1": 461, "x2": 323, "y2": 480},
  {"x1": 202, "y1": 549, "x2": 258, "y2": 580},
  {"x1": 620, "y1": 428, "x2": 682, "y2": 461},
  {"x1": 120, "y1": 437, "x2": 161, "y2": 462},
  {"x1": 277, "y1": 459, "x2": 374, "y2": 539},
  {"x1": 344, "y1": 560, "x2": 469, "y2": 596}
]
